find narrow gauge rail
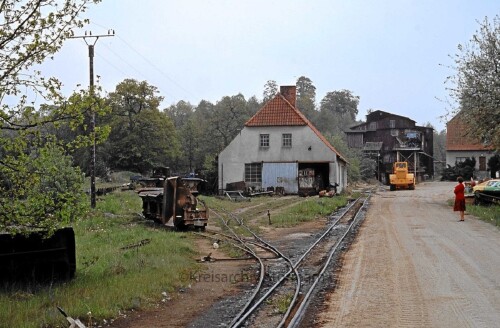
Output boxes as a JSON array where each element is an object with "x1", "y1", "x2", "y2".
[
  {"x1": 287, "y1": 194, "x2": 370, "y2": 327},
  {"x1": 224, "y1": 194, "x2": 369, "y2": 327},
  {"x1": 209, "y1": 209, "x2": 301, "y2": 328}
]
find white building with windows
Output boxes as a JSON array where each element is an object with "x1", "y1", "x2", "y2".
[
  {"x1": 218, "y1": 86, "x2": 348, "y2": 195},
  {"x1": 446, "y1": 112, "x2": 497, "y2": 179}
]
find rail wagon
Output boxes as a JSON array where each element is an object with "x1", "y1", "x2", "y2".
[{"x1": 138, "y1": 176, "x2": 208, "y2": 230}]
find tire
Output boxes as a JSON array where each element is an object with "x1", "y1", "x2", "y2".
[
  {"x1": 409, "y1": 184, "x2": 415, "y2": 190},
  {"x1": 390, "y1": 184, "x2": 396, "y2": 191}
]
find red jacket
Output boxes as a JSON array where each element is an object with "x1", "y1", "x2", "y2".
[{"x1": 454, "y1": 183, "x2": 465, "y2": 200}]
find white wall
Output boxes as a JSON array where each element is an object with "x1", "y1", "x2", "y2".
[
  {"x1": 446, "y1": 150, "x2": 497, "y2": 178},
  {"x1": 219, "y1": 125, "x2": 346, "y2": 192}
]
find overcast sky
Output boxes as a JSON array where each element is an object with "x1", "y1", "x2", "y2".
[{"x1": 42, "y1": 0, "x2": 499, "y2": 131}]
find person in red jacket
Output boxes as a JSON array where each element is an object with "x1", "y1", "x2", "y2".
[{"x1": 454, "y1": 176, "x2": 466, "y2": 221}]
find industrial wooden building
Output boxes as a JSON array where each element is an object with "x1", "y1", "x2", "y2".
[{"x1": 345, "y1": 110, "x2": 434, "y2": 184}]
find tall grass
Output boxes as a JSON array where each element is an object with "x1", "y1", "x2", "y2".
[
  {"x1": 264, "y1": 196, "x2": 348, "y2": 227},
  {"x1": 0, "y1": 191, "x2": 199, "y2": 328},
  {"x1": 467, "y1": 203, "x2": 500, "y2": 226}
]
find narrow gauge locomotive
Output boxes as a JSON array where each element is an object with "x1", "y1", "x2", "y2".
[{"x1": 137, "y1": 169, "x2": 208, "y2": 230}]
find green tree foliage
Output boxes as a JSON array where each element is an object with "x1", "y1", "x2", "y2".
[
  {"x1": 359, "y1": 155, "x2": 377, "y2": 180},
  {"x1": 0, "y1": 0, "x2": 100, "y2": 235},
  {"x1": 447, "y1": 15, "x2": 500, "y2": 150},
  {"x1": 188, "y1": 95, "x2": 256, "y2": 187},
  {"x1": 487, "y1": 154, "x2": 500, "y2": 178},
  {"x1": 106, "y1": 109, "x2": 180, "y2": 174},
  {"x1": 327, "y1": 134, "x2": 362, "y2": 182},
  {"x1": 0, "y1": 143, "x2": 85, "y2": 235},
  {"x1": 104, "y1": 79, "x2": 179, "y2": 174},
  {"x1": 441, "y1": 157, "x2": 476, "y2": 181},
  {"x1": 263, "y1": 80, "x2": 278, "y2": 103},
  {"x1": 317, "y1": 89, "x2": 359, "y2": 135},
  {"x1": 107, "y1": 79, "x2": 163, "y2": 131},
  {"x1": 432, "y1": 128, "x2": 447, "y2": 174},
  {"x1": 0, "y1": 0, "x2": 99, "y2": 113},
  {"x1": 164, "y1": 101, "x2": 198, "y2": 172},
  {"x1": 320, "y1": 90, "x2": 359, "y2": 121},
  {"x1": 165, "y1": 100, "x2": 195, "y2": 129},
  {"x1": 246, "y1": 95, "x2": 262, "y2": 116},
  {"x1": 296, "y1": 76, "x2": 317, "y2": 121},
  {"x1": 203, "y1": 94, "x2": 251, "y2": 148}
]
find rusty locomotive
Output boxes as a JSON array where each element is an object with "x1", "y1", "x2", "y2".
[{"x1": 137, "y1": 168, "x2": 208, "y2": 230}]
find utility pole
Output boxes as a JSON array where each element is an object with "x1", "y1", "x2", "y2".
[{"x1": 71, "y1": 30, "x2": 114, "y2": 208}]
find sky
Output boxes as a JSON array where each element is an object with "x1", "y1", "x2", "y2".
[{"x1": 42, "y1": 0, "x2": 499, "y2": 131}]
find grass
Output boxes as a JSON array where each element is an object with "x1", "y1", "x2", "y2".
[
  {"x1": 265, "y1": 196, "x2": 348, "y2": 227},
  {"x1": 466, "y1": 203, "x2": 500, "y2": 226},
  {"x1": 1, "y1": 192, "x2": 351, "y2": 327},
  {"x1": 202, "y1": 194, "x2": 349, "y2": 229},
  {"x1": 447, "y1": 198, "x2": 500, "y2": 226},
  {"x1": 265, "y1": 292, "x2": 293, "y2": 314},
  {"x1": 0, "y1": 190, "x2": 199, "y2": 328}
]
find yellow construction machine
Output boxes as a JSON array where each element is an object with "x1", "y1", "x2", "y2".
[{"x1": 389, "y1": 162, "x2": 415, "y2": 191}]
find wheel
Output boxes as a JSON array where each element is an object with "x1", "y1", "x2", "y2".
[
  {"x1": 409, "y1": 184, "x2": 415, "y2": 190},
  {"x1": 390, "y1": 184, "x2": 396, "y2": 191}
]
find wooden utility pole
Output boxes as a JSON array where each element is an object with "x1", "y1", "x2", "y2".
[{"x1": 71, "y1": 30, "x2": 114, "y2": 208}]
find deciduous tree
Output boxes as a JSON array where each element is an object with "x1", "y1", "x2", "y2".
[
  {"x1": 317, "y1": 89, "x2": 359, "y2": 135},
  {"x1": 296, "y1": 76, "x2": 317, "y2": 120},
  {"x1": 104, "y1": 79, "x2": 179, "y2": 174},
  {"x1": 263, "y1": 80, "x2": 278, "y2": 103},
  {"x1": 0, "y1": 0, "x2": 101, "y2": 235},
  {"x1": 447, "y1": 15, "x2": 500, "y2": 150}
]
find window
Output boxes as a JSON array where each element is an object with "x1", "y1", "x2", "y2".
[
  {"x1": 390, "y1": 120, "x2": 396, "y2": 128},
  {"x1": 369, "y1": 122, "x2": 377, "y2": 130},
  {"x1": 391, "y1": 129, "x2": 399, "y2": 136},
  {"x1": 245, "y1": 163, "x2": 262, "y2": 183},
  {"x1": 456, "y1": 157, "x2": 467, "y2": 163},
  {"x1": 282, "y1": 133, "x2": 292, "y2": 147},
  {"x1": 260, "y1": 134, "x2": 269, "y2": 148}
]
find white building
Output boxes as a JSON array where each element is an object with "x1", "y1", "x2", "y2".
[
  {"x1": 446, "y1": 112, "x2": 498, "y2": 179},
  {"x1": 218, "y1": 86, "x2": 348, "y2": 195}
]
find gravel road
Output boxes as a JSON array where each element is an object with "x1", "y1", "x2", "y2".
[{"x1": 317, "y1": 181, "x2": 500, "y2": 328}]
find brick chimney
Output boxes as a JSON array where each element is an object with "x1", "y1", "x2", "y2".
[{"x1": 280, "y1": 85, "x2": 296, "y2": 108}]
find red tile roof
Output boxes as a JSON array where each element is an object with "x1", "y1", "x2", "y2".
[
  {"x1": 245, "y1": 92, "x2": 348, "y2": 163},
  {"x1": 447, "y1": 113, "x2": 493, "y2": 151},
  {"x1": 245, "y1": 95, "x2": 307, "y2": 126}
]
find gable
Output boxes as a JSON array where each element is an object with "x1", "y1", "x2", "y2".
[
  {"x1": 245, "y1": 95, "x2": 307, "y2": 127},
  {"x1": 446, "y1": 112, "x2": 491, "y2": 151},
  {"x1": 242, "y1": 89, "x2": 347, "y2": 163}
]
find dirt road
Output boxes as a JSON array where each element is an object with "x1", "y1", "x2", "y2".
[{"x1": 318, "y1": 181, "x2": 500, "y2": 328}]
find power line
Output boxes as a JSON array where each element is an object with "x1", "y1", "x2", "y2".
[
  {"x1": 116, "y1": 35, "x2": 197, "y2": 99},
  {"x1": 69, "y1": 30, "x2": 115, "y2": 209}
]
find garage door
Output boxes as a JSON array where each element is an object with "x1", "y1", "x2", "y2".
[{"x1": 262, "y1": 163, "x2": 298, "y2": 194}]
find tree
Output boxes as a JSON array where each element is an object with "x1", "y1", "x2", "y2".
[
  {"x1": 204, "y1": 94, "x2": 251, "y2": 148},
  {"x1": 295, "y1": 76, "x2": 317, "y2": 120},
  {"x1": 487, "y1": 154, "x2": 500, "y2": 178},
  {"x1": 433, "y1": 128, "x2": 447, "y2": 175},
  {"x1": 447, "y1": 15, "x2": 500, "y2": 150},
  {"x1": 0, "y1": 0, "x2": 101, "y2": 235},
  {"x1": 263, "y1": 80, "x2": 278, "y2": 103},
  {"x1": 164, "y1": 100, "x2": 195, "y2": 128},
  {"x1": 106, "y1": 109, "x2": 180, "y2": 174},
  {"x1": 0, "y1": 140, "x2": 86, "y2": 235},
  {"x1": 107, "y1": 79, "x2": 163, "y2": 131},
  {"x1": 178, "y1": 117, "x2": 201, "y2": 173},
  {"x1": 317, "y1": 89, "x2": 359, "y2": 135},
  {"x1": 320, "y1": 90, "x2": 359, "y2": 121},
  {"x1": 104, "y1": 79, "x2": 179, "y2": 174}
]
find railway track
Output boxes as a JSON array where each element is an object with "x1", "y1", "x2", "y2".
[{"x1": 199, "y1": 193, "x2": 370, "y2": 327}]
